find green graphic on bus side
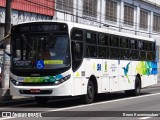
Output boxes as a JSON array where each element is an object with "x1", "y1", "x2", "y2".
[
  {"x1": 23, "y1": 74, "x2": 63, "y2": 83},
  {"x1": 136, "y1": 61, "x2": 157, "y2": 75},
  {"x1": 123, "y1": 61, "x2": 157, "y2": 83}
]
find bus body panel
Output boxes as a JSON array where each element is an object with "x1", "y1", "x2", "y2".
[
  {"x1": 10, "y1": 79, "x2": 72, "y2": 96},
  {"x1": 10, "y1": 71, "x2": 73, "y2": 96},
  {"x1": 72, "y1": 59, "x2": 158, "y2": 95}
]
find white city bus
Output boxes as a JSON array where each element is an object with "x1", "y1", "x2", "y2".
[{"x1": 10, "y1": 21, "x2": 158, "y2": 104}]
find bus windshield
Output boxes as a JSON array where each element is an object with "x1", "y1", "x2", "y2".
[{"x1": 11, "y1": 24, "x2": 70, "y2": 70}]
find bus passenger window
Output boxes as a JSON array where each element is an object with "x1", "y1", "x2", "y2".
[
  {"x1": 129, "y1": 50, "x2": 139, "y2": 60},
  {"x1": 138, "y1": 41, "x2": 144, "y2": 50},
  {"x1": 152, "y1": 52, "x2": 156, "y2": 61},
  {"x1": 120, "y1": 49, "x2": 129, "y2": 59},
  {"x1": 86, "y1": 46, "x2": 97, "y2": 57},
  {"x1": 130, "y1": 39, "x2": 137, "y2": 49},
  {"x1": 71, "y1": 29, "x2": 83, "y2": 41},
  {"x1": 146, "y1": 42, "x2": 152, "y2": 51},
  {"x1": 105, "y1": 35, "x2": 109, "y2": 46},
  {"x1": 146, "y1": 52, "x2": 152, "y2": 60},
  {"x1": 110, "y1": 36, "x2": 119, "y2": 47},
  {"x1": 110, "y1": 48, "x2": 119, "y2": 59},
  {"x1": 152, "y1": 43, "x2": 155, "y2": 51},
  {"x1": 99, "y1": 47, "x2": 109, "y2": 58},
  {"x1": 86, "y1": 32, "x2": 96, "y2": 44},
  {"x1": 120, "y1": 38, "x2": 128, "y2": 48},
  {"x1": 140, "y1": 51, "x2": 146, "y2": 60},
  {"x1": 86, "y1": 32, "x2": 92, "y2": 44},
  {"x1": 98, "y1": 34, "x2": 105, "y2": 45}
]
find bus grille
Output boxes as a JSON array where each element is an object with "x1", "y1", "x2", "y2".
[
  {"x1": 19, "y1": 90, "x2": 53, "y2": 94},
  {"x1": 19, "y1": 82, "x2": 55, "y2": 86}
]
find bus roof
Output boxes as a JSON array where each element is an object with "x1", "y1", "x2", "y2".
[{"x1": 14, "y1": 20, "x2": 155, "y2": 42}]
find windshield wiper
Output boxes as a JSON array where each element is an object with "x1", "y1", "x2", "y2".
[{"x1": 22, "y1": 34, "x2": 32, "y2": 49}]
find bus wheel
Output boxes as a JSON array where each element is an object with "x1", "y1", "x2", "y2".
[
  {"x1": 81, "y1": 81, "x2": 95, "y2": 104},
  {"x1": 35, "y1": 96, "x2": 49, "y2": 104},
  {"x1": 133, "y1": 77, "x2": 141, "y2": 96},
  {"x1": 125, "y1": 77, "x2": 141, "y2": 96}
]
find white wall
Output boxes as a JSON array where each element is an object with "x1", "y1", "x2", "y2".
[{"x1": 0, "y1": 8, "x2": 52, "y2": 25}]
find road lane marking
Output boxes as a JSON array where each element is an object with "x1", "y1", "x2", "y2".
[
  {"x1": 0, "y1": 117, "x2": 13, "y2": 120},
  {"x1": 1, "y1": 92, "x2": 160, "y2": 119},
  {"x1": 139, "y1": 117, "x2": 152, "y2": 119},
  {"x1": 44, "y1": 92, "x2": 160, "y2": 112}
]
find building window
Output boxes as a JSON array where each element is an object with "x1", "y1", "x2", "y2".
[
  {"x1": 124, "y1": 4, "x2": 134, "y2": 26},
  {"x1": 140, "y1": 10, "x2": 148, "y2": 30},
  {"x1": 105, "y1": 0, "x2": 117, "y2": 22},
  {"x1": 153, "y1": 14, "x2": 160, "y2": 32},
  {"x1": 56, "y1": 0, "x2": 74, "y2": 13},
  {"x1": 83, "y1": 0, "x2": 97, "y2": 17}
]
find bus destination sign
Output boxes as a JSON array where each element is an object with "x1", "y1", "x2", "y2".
[{"x1": 19, "y1": 23, "x2": 67, "y2": 32}]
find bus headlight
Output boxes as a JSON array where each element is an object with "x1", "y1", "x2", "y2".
[
  {"x1": 54, "y1": 74, "x2": 71, "y2": 85},
  {"x1": 11, "y1": 79, "x2": 20, "y2": 86}
]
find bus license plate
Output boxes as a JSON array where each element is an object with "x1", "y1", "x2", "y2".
[{"x1": 30, "y1": 89, "x2": 41, "y2": 93}]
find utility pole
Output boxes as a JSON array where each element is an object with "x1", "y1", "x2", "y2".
[
  {"x1": 0, "y1": 0, "x2": 12, "y2": 101},
  {"x1": 76, "y1": 0, "x2": 78, "y2": 23}
]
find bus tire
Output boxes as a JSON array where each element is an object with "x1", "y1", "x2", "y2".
[
  {"x1": 125, "y1": 77, "x2": 141, "y2": 96},
  {"x1": 81, "y1": 81, "x2": 95, "y2": 104},
  {"x1": 133, "y1": 77, "x2": 141, "y2": 96},
  {"x1": 35, "y1": 96, "x2": 49, "y2": 104}
]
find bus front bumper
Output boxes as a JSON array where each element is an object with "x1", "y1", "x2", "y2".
[{"x1": 10, "y1": 80, "x2": 72, "y2": 97}]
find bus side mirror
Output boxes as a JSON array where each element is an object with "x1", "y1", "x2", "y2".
[
  {"x1": 4, "y1": 50, "x2": 11, "y2": 57},
  {"x1": 4, "y1": 45, "x2": 11, "y2": 57}
]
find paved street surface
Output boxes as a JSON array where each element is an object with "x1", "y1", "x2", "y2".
[{"x1": 0, "y1": 83, "x2": 160, "y2": 120}]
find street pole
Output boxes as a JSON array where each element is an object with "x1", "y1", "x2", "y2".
[
  {"x1": 0, "y1": 0, "x2": 12, "y2": 101},
  {"x1": 76, "y1": 0, "x2": 78, "y2": 23}
]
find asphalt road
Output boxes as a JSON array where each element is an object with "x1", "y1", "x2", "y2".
[{"x1": 0, "y1": 86, "x2": 160, "y2": 120}]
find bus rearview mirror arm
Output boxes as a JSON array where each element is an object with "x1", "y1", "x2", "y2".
[{"x1": 4, "y1": 50, "x2": 11, "y2": 57}]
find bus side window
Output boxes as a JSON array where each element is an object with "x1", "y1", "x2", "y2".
[
  {"x1": 86, "y1": 32, "x2": 96, "y2": 44},
  {"x1": 120, "y1": 49, "x2": 129, "y2": 60},
  {"x1": 71, "y1": 30, "x2": 83, "y2": 41},
  {"x1": 138, "y1": 41, "x2": 145, "y2": 50},
  {"x1": 98, "y1": 34, "x2": 105, "y2": 45},
  {"x1": 71, "y1": 29, "x2": 84, "y2": 71},
  {"x1": 110, "y1": 48, "x2": 119, "y2": 59},
  {"x1": 130, "y1": 39, "x2": 136, "y2": 49},
  {"x1": 86, "y1": 46, "x2": 97, "y2": 57},
  {"x1": 110, "y1": 36, "x2": 119, "y2": 47},
  {"x1": 120, "y1": 38, "x2": 128, "y2": 48},
  {"x1": 105, "y1": 35, "x2": 110, "y2": 46},
  {"x1": 99, "y1": 47, "x2": 109, "y2": 58}
]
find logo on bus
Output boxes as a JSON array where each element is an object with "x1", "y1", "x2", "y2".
[
  {"x1": 97, "y1": 64, "x2": 101, "y2": 71},
  {"x1": 36, "y1": 60, "x2": 44, "y2": 69}
]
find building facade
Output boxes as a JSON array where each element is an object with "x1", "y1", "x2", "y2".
[
  {"x1": 54, "y1": 0, "x2": 160, "y2": 43},
  {"x1": 0, "y1": 0, "x2": 55, "y2": 40}
]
